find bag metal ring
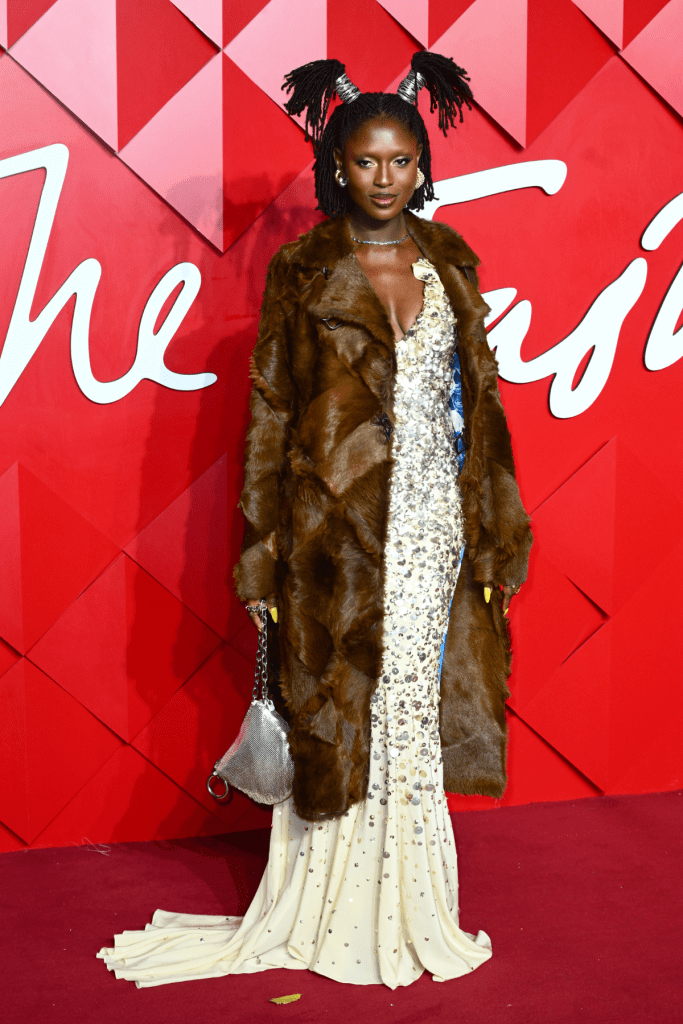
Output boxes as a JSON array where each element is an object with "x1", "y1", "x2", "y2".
[{"x1": 206, "y1": 771, "x2": 230, "y2": 801}]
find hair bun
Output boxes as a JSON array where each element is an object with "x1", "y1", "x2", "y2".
[
  {"x1": 404, "y1": 51, "x2": 473, "y2": 135},
  {"x1": 282, "y1": 59, "x2": 351, "y2": 149}
]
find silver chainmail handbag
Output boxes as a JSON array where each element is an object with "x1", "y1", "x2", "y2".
[{"x1": 207, "y1": 600, "x2": 294, "y2": 805}]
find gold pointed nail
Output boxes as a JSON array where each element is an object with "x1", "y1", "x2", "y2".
[
  {"x1": 503, "y1": 608, "x2": 509, "y2": 617},
  {"x1": 484, "y1": 587, "x2": 491, "y2": 603},
  {"x1": 270, "y1": 607, "x2": 278, "y2": 623}
]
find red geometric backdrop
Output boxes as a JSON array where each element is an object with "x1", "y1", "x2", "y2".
[{"x1": 1, "y1": 0, "x2": 682, "y2": 851}]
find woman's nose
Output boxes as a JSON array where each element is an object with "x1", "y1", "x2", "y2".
[{"x1": 374, "y1": 163, "x2": 392, "y2": 187}]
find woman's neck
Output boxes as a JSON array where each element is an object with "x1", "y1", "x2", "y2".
[{"x1": 346, "y1": 208, "x2": 409, "y2": 244}]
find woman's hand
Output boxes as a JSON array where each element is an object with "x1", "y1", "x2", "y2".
[
  {"x1": 484, "y1": 584, "x2": 521, "y2": 617},
  {"x1": 246, "y1": 599, "x2": 278, "y2": 631}
]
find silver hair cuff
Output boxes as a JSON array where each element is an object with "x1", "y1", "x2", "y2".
[
  {"x1": 396, "y1": 69, "x2": 426, "y2": 104},
  {"x1": 335, "y1": 72, "x2": 361, "y2": 103}
]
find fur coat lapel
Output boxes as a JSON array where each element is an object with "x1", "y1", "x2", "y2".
[
  {"x1": 308, "y1": 253, "x2": 397, "y2": 414},
  {"x1": 304, "y1": 211, "x2": 489, "y2": 342},
  {"x1": 304, "y1": 212, "x2": 490, "y2": 418}
]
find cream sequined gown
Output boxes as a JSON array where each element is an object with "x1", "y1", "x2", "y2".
[{"x1": 97, "y1": 259, "x2": 492, "y2": 989}]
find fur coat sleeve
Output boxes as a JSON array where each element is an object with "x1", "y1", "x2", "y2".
[
  {"x1": 456, "y1": 264, "x2": 532, "y2": 590},
  {"x1": 234, "y1": 250, "x2": 296, "y2": 603}
]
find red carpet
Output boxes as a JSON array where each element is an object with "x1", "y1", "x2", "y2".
[{"x1": 2, "y1": 790, "x2": 681, "y2": 1024}]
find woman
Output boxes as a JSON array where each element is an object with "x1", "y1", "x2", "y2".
[{"x1": 98, "y1": 51, "x2": 532, "y2": 990}]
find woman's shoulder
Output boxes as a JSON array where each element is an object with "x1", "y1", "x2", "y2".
[
  {"x1": 272, "y1": 216, "x2": 350, "y2": 272},
  {"x1": 262, "y1": 220, "x2": 342, "y2": 302},
  {"x1": 405, "y1": 212, "x2": 481, "y2": 270},
  {"x1": 265, "y1": 215, "x2": 482, "y2": 283}
]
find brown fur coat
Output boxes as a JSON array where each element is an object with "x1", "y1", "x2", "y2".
[{"x1": 234, "y1": 211, "x2": 532, "y2": 821}]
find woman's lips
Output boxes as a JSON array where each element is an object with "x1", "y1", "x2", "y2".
[{"x1": 369, "y1": 194, "x2": 398, "y2": 207}]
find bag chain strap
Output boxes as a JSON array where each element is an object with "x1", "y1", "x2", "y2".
[{"x1": 252, "y1": 598, "x2": 269, "y2": 703}]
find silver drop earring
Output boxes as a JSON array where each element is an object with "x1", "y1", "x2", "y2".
[{"x1": 335, "y1": 167, "x2": 348, "y2": 187}]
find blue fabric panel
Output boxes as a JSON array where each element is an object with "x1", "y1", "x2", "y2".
[{"x1": 438, "y1": 334, "x2": 467, "y2": 684}]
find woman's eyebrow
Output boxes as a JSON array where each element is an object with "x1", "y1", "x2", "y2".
[{"x1": 350, "y1": 148, "x2": 414, "y2": 159}]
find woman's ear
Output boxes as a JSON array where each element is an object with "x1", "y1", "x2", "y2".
[{"x1": 332, "y1": 146, "x2": 343, "y2": 171}]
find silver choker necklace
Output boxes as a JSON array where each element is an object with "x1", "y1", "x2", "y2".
[{"x1": 350, "y1": 232, "x2": 409, "y2": 246}]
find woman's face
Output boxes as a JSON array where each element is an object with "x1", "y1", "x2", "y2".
[{"x1": 333, "y1": 116, "x2": 422, "y2": 222}]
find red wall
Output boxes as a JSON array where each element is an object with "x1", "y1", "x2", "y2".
[{"x1": 1, "y1": 0, "x2": 682, "y2": 851}]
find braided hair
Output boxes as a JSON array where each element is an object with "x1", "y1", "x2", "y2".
[{"x1": 282, "y1": 51, "x2": 473, "y2": 218}]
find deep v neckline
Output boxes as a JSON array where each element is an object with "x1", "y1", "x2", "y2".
[{"x1": 352, "y1": 253, "x2": 427, "y2": 343}]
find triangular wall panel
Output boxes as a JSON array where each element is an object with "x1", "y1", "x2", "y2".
[
  {"x1": 432, "y1": 0, "x2": 613, "y2": 147},
  {"x1": 532, "y1": 437, "x2": 683, "y2": 618},
  {"x1": 29, "y1": 554, "x2": 222, "y2": 741},
  {"x1": 377, "y1": 0, "x2": 429, "y2": 45},
  {"x1": 572, "y1": 0, "x2": 625, "y2": 45},
  {"x1": 508, "y1": 547, "x2": 605, "y2": 711},
  {"x1": 121, "y1": 51, "x2": 312, "y2": 250},
  {"x1": 607, "y1": 541, "x2": 683, "y2": 791},
  {"x1": 223, "y1": 0, "x2": 273, "y2": 45},
  {"x1": 0, "y1": 659, "x2": 122, "y2": 843},
  {"x1": 0, "y1": 0, "x2": 59, "y2": 48},
  {"x1": 526, "y1": 0, "x2": 614, "y2": 145},
  {"x1": 125, "y1": 454, "x2": 240, "y2": 641},
  {"x1": 518, "y1": 623, "x2": 612, "y2": 790},
  {"x1": 532, "y1": 439, "x2": 616, "y2": 614},
  {"x1": 11, "y1": 0, "x2": 119, "y2": 148},
  {"x1": 170, "y1": 0, "x2": 223, "y2": 45},
  {"x1": 171, "y1": 0, "x2": 272, "y2": 48},
  {"x1": 327, "y1": 0, "x2": 419, "y2": 95},
  {"x1": 119, "y1": 52, "x2": 224, "y2": 248},
  {"x1": 33, "y1": 743, "x2": 226, "y2": 848},
  {"x1": 572, "y1": 0, "x2": 671, "y2": 49},
  {"x1": 0, "y1": 463, "x2": 119, "y2": 654},
  {"x1": 225, "y1": 0, "x2": 326, "y2": 113},
  {"x1": 621, "y1": 0, "x2": 683, "y2": 121},
  {"x1": 221, "y1": 53, "x2": 314, "y2": 248},
  {"x1": 115, "y1": 0, "x2": 218, "y2": 149},
  {"x1": 433, "y1": 0, "x2": 529, "y2": 145},
  {"x1": 132, "y1": 643, "x2": 255, "y2": 813},
  {"x1": 376, "y1": 0, "x2": 481, "y2": 48},
  {"x1": 0, "y1": 638, "x2": 19, "y2": 679},
  {"x1": 11, "y1": 0, "x2": 216, "y2": 151},
  {"x1": 623, "y1": 0, "x2": 672, "y2": 46},
  {"x1": 429, "y1": 0, "x2": 477, "y2": 44},
  {"x1": 0, "y1": 821, "x2": 26, "y2": 854}
]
